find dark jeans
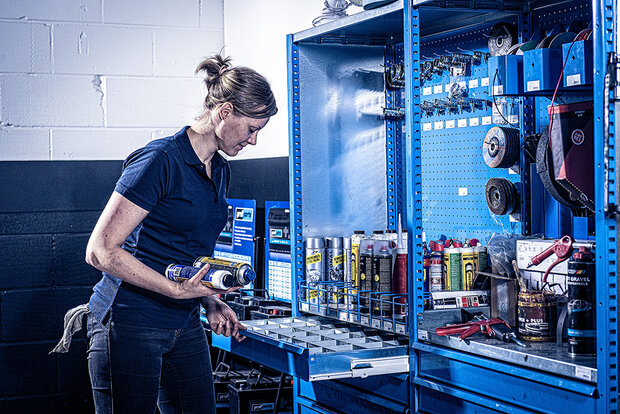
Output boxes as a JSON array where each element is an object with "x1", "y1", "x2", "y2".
[{"x1": 86, "y1": 313, "x2": 216, "y2": 414}]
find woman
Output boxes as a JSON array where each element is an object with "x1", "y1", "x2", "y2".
[{"x1": 84, "y1": 54, "x2": 277, "y2": 413}]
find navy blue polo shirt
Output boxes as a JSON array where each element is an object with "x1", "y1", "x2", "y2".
[{"x1": 88, "y1": 126, "x2": 230, "y2": 328}]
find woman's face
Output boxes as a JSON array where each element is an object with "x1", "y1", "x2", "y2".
[{"x1": 216, "y1": 110, "x2": 269, "y2": 157}]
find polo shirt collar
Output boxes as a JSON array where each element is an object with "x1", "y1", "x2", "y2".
[{"x1": 175, "y1": 126, "x2": 227, "y2": 174}]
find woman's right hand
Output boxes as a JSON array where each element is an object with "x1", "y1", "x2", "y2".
[{"x1": 173, "y1": 264, "x2": 241, "y2": 299}]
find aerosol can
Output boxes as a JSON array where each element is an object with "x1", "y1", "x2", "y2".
[
  {"x1": 166, "y1": 264, "x2": 242, "y2": 290},
  {"x1": 567, "y1": 247, "x2": 596, "y2": 356},
  {"x1": 193, "y1": 256, "x2": 256, "y2": 286}
]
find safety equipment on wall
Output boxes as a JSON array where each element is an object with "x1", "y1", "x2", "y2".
[
  {"x1": 488, "y1": 22, "x2": 518, "y2": 56},
  {"x1": 535, "y1": 130, "x2": 585, "y2": 210},
  {"x1": 482, "y1": 126, "x2": 520, "y2": 168},
  {"x1": 485, "y1": 178, "x2": 519, "y2": 215}
]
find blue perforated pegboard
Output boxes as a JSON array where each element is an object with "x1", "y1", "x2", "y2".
[{"x1": 420, "y1": 22, "x2": 522, "y2": 243}]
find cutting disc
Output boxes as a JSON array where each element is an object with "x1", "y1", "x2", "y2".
[
  {"x1": 483, "y1": 126, "x2": 520, "y2": 168},
  {"x1": 485, "y1": 178, "x2": 519, "y2": 215}
]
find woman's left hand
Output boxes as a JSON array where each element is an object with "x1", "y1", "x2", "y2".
[{"x1": 202, "y1": 296, "x2": 246, "y2": 342}]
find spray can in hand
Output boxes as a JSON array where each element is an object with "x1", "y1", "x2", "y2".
[
  {"x1": 193, "y1": 257, "x2": 256, "y2": 286},
  {"x1": 166, "y1": 264, "x2": 240, "y2": 289}
]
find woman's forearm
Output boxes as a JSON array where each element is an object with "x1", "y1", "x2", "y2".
[{"x1": 86, "y1": 245, "x2": 180, "y2": 299}]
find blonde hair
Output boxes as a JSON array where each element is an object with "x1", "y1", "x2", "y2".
[{"x1": 195, "y1": 54, "x2": 277, "y2": 119}]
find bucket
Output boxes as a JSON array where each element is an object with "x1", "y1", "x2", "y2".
[{"x1": 517, "y1": 290, "x2": 558, "y2": 341}]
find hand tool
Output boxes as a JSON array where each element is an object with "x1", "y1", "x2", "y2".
[
  {"x1": 525, "y1": 235, "x2": 574, "y2": 283},
  {"x1": 436, "y1": 315, "x2": 527, "y2": 347}
]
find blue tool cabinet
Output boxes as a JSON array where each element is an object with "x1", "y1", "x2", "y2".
[{"x1": 212, "y1": 0, "x2": 618, "y2": 412}]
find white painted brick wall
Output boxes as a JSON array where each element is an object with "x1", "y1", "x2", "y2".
[
  {"x1": 1, "y1": 74, "x2": 105, "y2": 127},
  {"x1": 0, "y1": 0, "x2": 225, "y2": 160},
  {"x1": 0, "y1": 0, "x2": 102, "y2": 23},
  {"x1": 104, "y1": 0, "x2": 200, "y2": 28},
  {"x1": 154, "y1": 28, "x2": 223, "y2": 76},
  {"x1": 0, "y1": 22, "x2": 51, "y2": 73},
  {"x1": 53, "y1": 24, "x2": 153, "y2": 76},
  {"x1": 51, "y1": 128, "x2": 154, "y2": 160},
  {"x1": 106, "y1": 77, "x2": 205, "y2": 128},
  {"x1": 0, "y1": 128, "x2": 49, "y2": 160}
]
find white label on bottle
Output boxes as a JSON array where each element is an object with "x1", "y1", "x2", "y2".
[
  {"x1": 527, "y1": 80, "x2": 540, "y2": 91},
  {"x1": 470, "y1": 117, "x2": 480, "y2": 126},
  {"x1": 493, "y1": 85, "x2": 504, "y2": 95},
  {"x1": 481, "y1": 77, "x2": 489, "y2": 86},
  {"x1": 567, "y1": 74, "x2": 582, "y2": 86},
  {"x1": 482, "y1": 116, "x2": 492, "y2": 125},
  {"x1": 458, "y1": 118, "x2": 468, "y2": 128},
  {"x1": 423, "y1": 122, "x2": 432, "y2": 131},
  {"x1": 459, "y1": 187, "x2": 468, "y2": 196},
  {"x1": 418, "y1": 329, "x2": 429, "y2": 341},
  {"x1": 446, "y1": 120, "x2": 456, "y2": 129},
  {"x1": 469, "y1": 79, "x2": 479, "y2": 89},
  {"x1": 423, "y1": 87, "x2": 432, "y2": 96},
  {"x1": 434, "y1": 85, "x2": 443, "y2": 94},
  {"x1": 434, "y1": 121, "x2": 444, "y2": 130}
]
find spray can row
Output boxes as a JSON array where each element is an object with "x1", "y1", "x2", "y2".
[
  {"x1": 304, "y1": 236, "x2": 350, "y2": 305},
  {"x1": 305, "y1": 225, "x2": 408, "y2": 316},
  {"x1": 423, "y1": 238, "x2": 488, "y2": 293}
]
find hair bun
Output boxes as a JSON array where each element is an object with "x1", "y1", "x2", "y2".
[
  {"x1": 218, "y1": 65, "x2": 229, "y2": 76},
  {"x1": 195, "y1": 54, "x2": 232, "y2": 88}
]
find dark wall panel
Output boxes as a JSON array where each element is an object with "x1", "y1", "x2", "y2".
[
  {"x1": 1, "y1": 287, "x2": 92, "y2": 342},
  {"x1": 0, "y1": 235, "x2": 53, "y2": 289},
  {"x1": 228, "y1": 157, "x2": 289, "y2": 205},
  {"x1": 53, "y1": 234, "x2": 102, "y2": 287},
  {"x1": 0, "y1": 343, "x2": 57, "y2": 397},
  {"x1": 0, "y1": 211, "x2": 101, "y2": 235},
  {"x1": 0, "y1": 161, "x2": 122, "y2": 213}
]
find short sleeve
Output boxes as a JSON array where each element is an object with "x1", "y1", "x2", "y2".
[{"x1": 114, "y1": 147, "x2": 169, "y2": 212}]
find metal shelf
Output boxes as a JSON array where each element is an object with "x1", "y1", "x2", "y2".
[
  {"x1": 417, "y1": 308, "x2": 597, "y2": 383},
  {"x1": 293, "y1": 0, "x2": 404, "y2": 44},
  {"x1": 298, "y1": 281, "x2": 409, "y2": 335}
]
